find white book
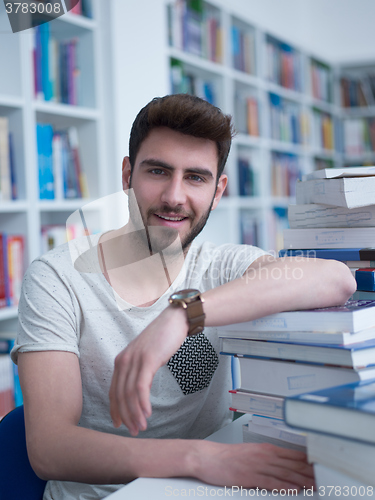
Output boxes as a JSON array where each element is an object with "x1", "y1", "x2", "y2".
[
  {"x1": 288, "y1": 203, "x2": 375, "y2": 229},
  {"x1": 283, "y1": 227, "x2": 375, "y2": 249},
  {"x1": 218, "y1": 301, "x2": 375, "y2": 334},
  {"x1": 303, "y1": 166, "x2": 375, "y2": 181},
  {"x1": 238, "y1": 356, "x2": 375, "y2": 397},
  {"x1": 242, "y1": 421, "x2": 306, "y2": 452},
  {"x1": 307, "y1": 432, "x2": 375, "y2": 487},
  {"x1": 314, "y1": 463, "x2": 372, "y2": 497},
  {"x1": 295, "y1": 177, "x2": 375, "y2": 208},
  {"x1": 219, "y1": 325, "x2": 375, "y2": 346},
  {"x1": 230, "y1": 390, "x2": 283, "y2": 418}
]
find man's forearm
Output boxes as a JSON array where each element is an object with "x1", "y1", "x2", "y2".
[
  {"x1": 31, "y1": 423, "x2": 197, "y2": 483},
  {"x1": 201, "y1": 257, "x2": 356, "y2": 327}
]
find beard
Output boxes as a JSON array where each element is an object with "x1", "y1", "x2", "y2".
[{"x1": 127, "y1": 182, "x2": 215, "y2": 256}]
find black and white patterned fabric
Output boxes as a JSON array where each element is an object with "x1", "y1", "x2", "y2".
[{"x1": 167, "y1": 332, "x2": 219, "y2": 395}]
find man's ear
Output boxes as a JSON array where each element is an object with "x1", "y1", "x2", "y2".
[
  {"x1": 122, "y1": 157, "x2": 132, "y2": 190},
  {"x1": 211, "y1": 174, "x2": 228, "y2": 211}
]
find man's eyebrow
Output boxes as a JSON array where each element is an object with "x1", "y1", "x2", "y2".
[{"x1": 139, "y1": 159, "x2": 214, "y2": 179}]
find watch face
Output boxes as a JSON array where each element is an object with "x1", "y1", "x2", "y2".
[{"x1": 171, "y1": 289, "x2": 199, "y2": 301}]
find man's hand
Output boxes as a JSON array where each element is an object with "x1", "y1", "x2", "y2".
[
  {"x1": 109, "y1": 305, "x2": 188, "y2": 435},
  {"x1": 195, "y1": 441, "x2": 315, "y2": 491}
]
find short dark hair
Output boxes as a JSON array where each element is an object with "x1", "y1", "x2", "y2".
[{"x1": 128, "y1": 94, "x2": 235, "y2": 180}]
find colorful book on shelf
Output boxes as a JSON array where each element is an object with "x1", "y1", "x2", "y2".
[
  {"x1": 283, "y1": 227, "x2": 375, "y2": 250},
  {"x1": 307, "y1": 432, "x2": 375, "y2": 487},
  {"x1": 218, "y1": 300, "x2": 375, "y2": 334},
  {"x1": 229, "y1": 390, "x2": 283, "y2": 419},
  {"x1": 238, "y1": 157, "x2": 255, "y2": 196},
  {"x1": 221, "y1": 337, "x2": 375, "y2": 369},
  {"x1": 6, "y1": 235, "x2": 24, "y2": 307},
  {"x1": 37, "y1": 123, "x2": 54, "y2": 200},
  {"x1": 284, "y1": 378, "x2": 375, "y2": 445},
  {"x1": 0, "y1": 354, "x2": 15, "y2": 419},
  {"x1": 0, "y1": 117, "x2": 12, "y2": 201},
  {"x1": 279, "y1": 247, "x2": 375, "y2": 261},
  {"x1": 288, "y1": 203, "x2": 375, "y2": 229},
  {"x1": 237, "y1": 357, "x2": 375, "y2": 398}
]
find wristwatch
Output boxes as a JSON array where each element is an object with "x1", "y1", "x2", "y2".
[{"x1": 169, "y1": 289, "x2": 206, "y2": 336}]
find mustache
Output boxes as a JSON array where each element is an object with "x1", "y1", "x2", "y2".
[{"x1": 148, "y1": 206, "x2": 192, "y2": 218}]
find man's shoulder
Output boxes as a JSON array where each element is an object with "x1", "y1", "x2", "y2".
[{"x1": 32, "y1": 233, "x2": 102, "y2": 276}]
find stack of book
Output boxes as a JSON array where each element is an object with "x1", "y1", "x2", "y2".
[
  {"x1": 281, "y1": 165, "x2": 375, "y2": 300},
  {"x1": 0, "y1": 233, "x2": 24, "y2": 308},
  {"x1": 218, "y1": 300, "x2": 375, "y2": 451},
  {"x1": 284, "y1": 379, "x2": 375, "y2": 492}
]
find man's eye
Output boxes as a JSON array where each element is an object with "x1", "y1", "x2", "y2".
[
  {"x1": 189, "y1": 175, "x2": 204, "y2": 182},
  {"x1": 150, "y1": 169, "x2": 165, "y2": 175}
]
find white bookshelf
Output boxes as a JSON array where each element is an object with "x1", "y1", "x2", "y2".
[
  {"x1": 0, "y1": 0, "x2": 114, "y2": 335},
  {"x1": 165, "y1": 0, "x2": 346, "y2": 252}
]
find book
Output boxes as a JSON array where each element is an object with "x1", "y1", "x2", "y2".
[
  {"x1": 314, "y1": 463, "x2": 372, "y2": 496},
  {"x1": 0, "y1": 117, "x2": 11, "y2": 201},
  {"x1": 283, "y1": 227, "x2": 375, "y2": 249},
  {"x1": 288, "y1": 204, "x2": 375, "y2": 229},
  {"x1": 295, "y1": 177, "x2": 375, "y2": 209},
  {"x1": 219, "y1": 300, "x2": 375, "y2": 334},
  {"x1": 352, "y1": 290, "x2": 375, "y2": 300},
  {"x1": 7, "y1": 235, "x2": 24, "y2": 307},
  {"x1": 221, "y1": 337, "x2": 375, "y2": 368},
  {"x1": 307, "y1": 432, "x2": 375, "y2": 487},
  {"x1": 242, "y1": 419, "x2": 306, "y2": 452},
  {"x1": 229, "y1": 390, "x2": 283, "y2": 418},
  {"x1": 303, "y1": 166, "x2": 375, "y2": 180},
  {"x1": 238, "y1": 357, "x2": 375, "y2": 397},
  {"x1": 0, "y1": 354, "x2": 15, "y2": 419},
  {"x1": 284, "y1": 379, "x2": 375, "y2": 444},
  {"x1": 279, "y1": 247, "x2": 375, "y2": 261},
  {"x1": 218, "y1": 323, "x2": 375, "y2": 346},
  {"x1": 355, "y1": 269, "x2": 375, "y2": 291}
]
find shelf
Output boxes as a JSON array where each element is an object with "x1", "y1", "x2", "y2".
[
  {"x1": 168, "y1": 46, "x2": 223, "y2": 76},
  {"x1": 0, "y1": 201, "x2": 29, "y2": 213},
  {"x1": 33, "y1": 101, "x2": 99, "y2": 120},
  {"x1": 0, "y1": 96, "x2": 25, "y2": 109},
  {"x1": 341, "y1": 106, "x2": 375, "y2": 118},
  {"x1": 37, "y1": 199, "x2": 94, "y2": 212}
]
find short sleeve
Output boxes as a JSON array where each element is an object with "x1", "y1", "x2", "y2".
[
  {"x1": 11, "y1": 258, "x2": 80, "y2": 364},
  {"x1": 187, "y1": 242, "x2": 271, "y2": 291}
]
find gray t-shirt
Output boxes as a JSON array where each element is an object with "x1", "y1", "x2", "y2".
[{"x1": 11, "y1": 236, "x2": 267, "y2": 500}]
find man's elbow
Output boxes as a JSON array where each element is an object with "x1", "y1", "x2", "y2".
[{"x1": 334, "y1": 261, "x2": 357, "y2": 304}]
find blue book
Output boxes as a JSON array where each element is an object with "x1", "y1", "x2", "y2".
[
  {"x1": 284, "y1": 379, "x2": 375, "y2": 445},
  {"x1": 279, "y1": 247, "x2": 375, "y2": 261},
  {"x1": 220, "y1": 337, "x2": 375, "y2": 369},
  {"x1": 40, "y1": 23, "x2": 52, "y2": 101},
  {"x1": 356, "y1": 269, "x2": 375, "y2": 292}
]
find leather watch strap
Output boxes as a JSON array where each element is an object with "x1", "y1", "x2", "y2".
[{"x1": 186, "y1": 298, "x2": 205, "y2": 336}]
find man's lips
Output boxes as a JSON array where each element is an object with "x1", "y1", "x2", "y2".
[{"x1": 152, "y1": 213, "x2": 189, "y2": 226}]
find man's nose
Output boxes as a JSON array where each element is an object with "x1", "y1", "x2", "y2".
[{"x1": 160, "y1": 176, "x2": 187, "y2": 207}]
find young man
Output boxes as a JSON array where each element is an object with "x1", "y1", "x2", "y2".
[{"x1": 12, "y1": 95, "x2": 356, "y2": 500}]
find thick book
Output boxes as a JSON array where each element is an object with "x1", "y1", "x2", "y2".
[
  {"x1": 353, "y1": 290, "x2": 375, "y2": 300},
  {"x1": 288, "y1": 203, "x2": 375, "y2": 229},
  {"x1": 229, "y1": 390, "x2": 283, "y2": 418},
  {"x1": 279, "y1": 247, "x2": 375, "y2": 261},
  {"x1": 283, "y1": 227, "x2": 375, "y2": 249},
  {"x1": 314, "y1": 463, "x2": 372, "y2": 495},
  {"x1": 295, "y1": 177, "x2": 375, "y2": 208},
  {"x1": 302, "y1": 166, "x2": 375, "y2": 180},
  {"x1": 242, "y1": 419, "x2": 306, "y2": 452},
  {"x1": 218, "y1": 300, "x2": 375, "y2": 334},
  {"x1": 218, "y1": 325, "x2": 375, "y2": 346},
  {"x1": 307, "y1": 432, "x2": 375, "y2": 487},
  {"x1": 221, "y1": 337, "x2": 375, "y2": 368},
  {"x1": 238, "y1": 357, "x2": 375, "y2": 397},
  {"x1": 284, "y1": 379, "x2": 375, "y2": 444}
]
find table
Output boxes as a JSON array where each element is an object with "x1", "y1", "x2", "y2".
[{"x1": 104, "y1": 414, "x2": 319, "y2": 499}]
